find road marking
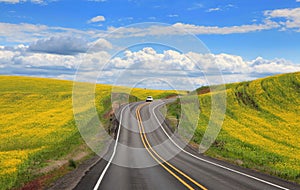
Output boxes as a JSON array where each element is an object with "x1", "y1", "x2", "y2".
[
  {"x1": 136, "y1": 103, "x2": 207, "y2": 190},
  {"x1": 137, "y1": 105, "x2": 207, "y2": 190},
  {"x1": 93, "y1": 105, "x2": 128, "y2": 190},
  {"x1": 152, "y1": 102, "x2": 290, "y2": 190},
  {"x1": 136, "y1": 104, "x2": 194, "y2": 190}
]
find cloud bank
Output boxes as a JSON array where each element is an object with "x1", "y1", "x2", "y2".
[{"x1": 1, "y1": 45, "x2": 299, "y2": 89}]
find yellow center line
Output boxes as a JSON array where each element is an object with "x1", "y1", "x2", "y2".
[
  {"x1": 136, "y1": 103, "x2": 208, "y2": 190},
  {"x1": 137, "y1": 106, "x2": 207, "y2": 190},
  {"x1": 135, "y1": 105, "x2": 194, "y2": 190},
  {"x1": 136, "y1": 114, "x2": 194, "y2": 190}
]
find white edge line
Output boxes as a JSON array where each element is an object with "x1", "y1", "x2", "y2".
[
  {"x1": 152, "y1": 102, "x2": 290, "y2": 190},
  {"x1": 93, "y1": 105, "x2": 127, "y2": 190}
]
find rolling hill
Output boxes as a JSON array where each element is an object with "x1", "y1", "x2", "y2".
[
  {"x1": 0, "y1": 76, "x2": 177, "y2": 190},
  {"x1": 1, "y1": 72, "x2": 299, "y2": 189},
  {"x1": 168, "y1": 72, "x2": 300, "y2": 183}
]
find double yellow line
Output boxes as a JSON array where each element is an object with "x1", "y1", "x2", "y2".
[{"x1": 135, "y1": 103, "x2": 207, "y2": 190}]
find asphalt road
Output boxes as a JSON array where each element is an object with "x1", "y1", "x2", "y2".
[{"x1": 75, "y1": 100, "x2": 300, "y2": 190}]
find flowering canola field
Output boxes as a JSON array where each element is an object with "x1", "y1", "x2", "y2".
[
  {"x1": 195, "y1": 72, "x2": 300, "y2": 182},
  {"x1": 0, "y1": 76, "x2": 175, "y2": 190}
]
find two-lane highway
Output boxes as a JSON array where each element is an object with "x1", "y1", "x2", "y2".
[{"x1": 75, "y1": 100, "x2": 300, "y2": 190}]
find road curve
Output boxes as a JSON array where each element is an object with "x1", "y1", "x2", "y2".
[{"x1": 74, "y1": 100, "x2": 300, "y2": 190}]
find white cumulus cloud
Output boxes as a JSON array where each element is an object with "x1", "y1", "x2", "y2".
[
  {"x1": 207, "y1": 8, "x2": 221, "y2": 12},
  {"x1": 105, "y1": 47, "x2": 300, "y2": 87},
  {"x1": 0, "y1": 44, "x2": 111, "y2": 80},
  {"x1": 0, "y1": 0, "x2": 45, "y2": 4},
  {"x1": 167, "y1": 14, "x2": 179, "y2": 18},
  {"x1": 107, "y1": 47, "x2": 300, "y2": 75},
  {"x1": 265, "y1": 7, "x2": 300, "y2": 30},
  {"x1": 0, "y1": 0, "x2": 20, "y2": 3},
  {"x1": 28, "y1": 36, "x2": 89, "y2": 55},
  {"x1": 1, "y1": 46, "x2": 299, "y2": 89},
  {"x1": 88, "y1": 15, "x2": 106, "y2": 23},
  {"x1": 88, "y1": 38, "x2": 113, "y2": 52},
  {"x1": 0, "y1": 22, "x2": 93, "y2": 43},
  {"x1": 108, "y1": 47, "x2": 195, "y2": 70}
]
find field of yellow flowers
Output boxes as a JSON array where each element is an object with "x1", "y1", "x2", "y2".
[
  {"x1": 194, "y1": 72, "x2": 300, "y2": 183},
  {"x1": 0, "y1": 76, "x2": 176, "y2": 190}
]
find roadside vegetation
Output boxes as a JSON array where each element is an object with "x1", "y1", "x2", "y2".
[
  {"x1": 167, "y1": 72, "x2": 300, "y2": 183},
  {"x1": 0, "y1": 76, "x2": 177, "y2": 190}
]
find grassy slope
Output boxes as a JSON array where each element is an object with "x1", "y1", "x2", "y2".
[
  {"x1": 192, "y1": 72, "x2": 300, "y2": 183},
  {"x1": 0, "y1": 76, "x2": 176, "y2": 190}
]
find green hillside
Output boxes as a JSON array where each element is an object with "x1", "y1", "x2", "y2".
[
  {"x1": 170, "y1": 72, "x2": 300, "y2": 183},
  {"x1": 1, "y1": 72, "x2": 299, "y2": 189},
  {"x1": 0, "y1": 76, "x2": 176, "y2": 190}
]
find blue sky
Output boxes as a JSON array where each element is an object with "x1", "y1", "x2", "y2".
[{"x1": 0, "y1": 0, "x2": 300, "y2": 89}]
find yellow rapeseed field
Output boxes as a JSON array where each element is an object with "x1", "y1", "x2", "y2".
[
  {"x1": 0, "y1": 76, "x2": 176, "y2": 190},
  {"x1": 195, "y1": 72, "x2": 300, "y2": 182}
]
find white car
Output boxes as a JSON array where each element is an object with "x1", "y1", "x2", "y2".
[{"x1": 146, "y1": 96, "x2": 153, "y2": 102}]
